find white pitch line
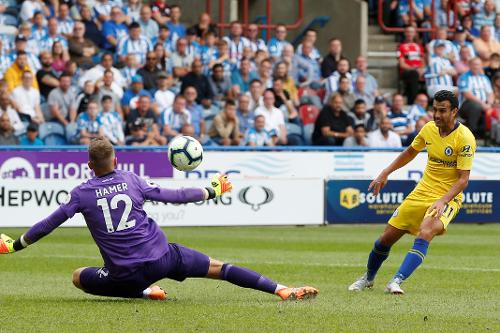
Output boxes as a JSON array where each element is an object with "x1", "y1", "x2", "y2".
[{"x1": 17, "y1": 255, "x2": 500, "y2": 273}]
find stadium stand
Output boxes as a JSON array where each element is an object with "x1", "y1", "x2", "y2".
[{"x1": 0, "y1": 0, "x2": 497, "y2": 147}]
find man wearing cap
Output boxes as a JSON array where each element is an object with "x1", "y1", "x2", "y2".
[
  {"x1": 452, "y1": 26, "x2": 477, "y2": 61},
  {"x1": 154, "y1": 71, "x2": 175, "y2": 112},
  {"x1": 5, "y1": 51, "x2": 39, "y2": 92},
  {"x1": 121, "y1": 74, "x2": 154, "y2": 116},
  {"x1": 426, "y1": 27, "x2": 456, "y2": 62},
  {"x1": 20, "y1": 123, "x2": 44, "y2": 146},
  {"x1": 137, "y1": 51, "x2": 161, "y2": 91},
  {"x1": 9, "y1": 35, "x2": 41, "y2": 72},
  {"x1": 367, "y1": 96, "x2": 389, "y2": 131},
  {"x1": 425, "y1": 42, "x2": 456, "y2": 97}
]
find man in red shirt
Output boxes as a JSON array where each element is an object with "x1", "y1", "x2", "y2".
[{"x1": 398, "y1": 26, "x2": 426, "y2": 104}]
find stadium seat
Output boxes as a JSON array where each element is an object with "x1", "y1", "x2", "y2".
[
  {"x1": 303, "y1": 124, "x2": 314, "y2": 145},
  {"x1": 65, "y1": 123, "x2": 79, "y2": 144},
  {"x1": 299, "y1": 105, "x2": 320, "y2": 125},
  {"x1": 39, "y1": 122, "x2": 67, "y2": 146},
  {"x1": 286, "y1": 122, "x2": 304, "y2": 145}
]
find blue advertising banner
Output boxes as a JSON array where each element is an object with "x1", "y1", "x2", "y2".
[{"x1": 326, "y1": 180, "x2": 500, "y2": 224}]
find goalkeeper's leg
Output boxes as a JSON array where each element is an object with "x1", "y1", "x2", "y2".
[
  {"x1": 167, "y1": 243, "x2": 318, "y2": 300},
  {"x1": 72, "y1": 267, "x2": 166, "y2": 300}
]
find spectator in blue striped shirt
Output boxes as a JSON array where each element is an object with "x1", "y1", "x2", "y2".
[
  {"x1": 31, "y1": 12, "x2": 48, "y2": 42},
  {"x1": 100, "y1": 95, "x2": 125, "y2": 145},
  {"x1": 94, "y1": 0, "x2": 117, "y2": 24},
  {"x1": 425, "y1": 42, "x2": 456, "y2": 97},
  {"x1": 473, "y1": 0, "x2": 496, "y2": 30},
  {"x1": 138, "y1": 5, "x2": 159, "y2": 41},
  {"x1": 452, "y1": 26, "x2": 476, "y2": 61},
  {"x1": 458, "y1": 57, "x2": 494, "y2": 133},
  {"x1": 161, "y1": 94, "x2": 191, "y2": 139},
  {"x1": 40, "y1": 18, "x2": 68, "y2": 53},
  {"x1": 117, "y1": 22, "x2": 153, "y2": 65},
  {"x1": 246, "y1": 115, "x2": 276, "y2": 147},
  {"x1": 223, "y1": 21, "x2": 250, "y2": 64},
  {"x1": 426, "y1": 27, "x2": 456, "y2": 62},
  {"x1": 76, "y1": 101, "x2": 104, "y2": 145},
  {"x1": 151, "y1": 26, "x2": 174, "y2": 56},
  {"x1": 58, "y1": 4, "x2": 75, "y2": 38},
  {"x1": 387, "y1": 93, "x2": 413, "y2": 144},
  {"x1": 268, "y1": 24, "x2": 290, "y2": 61},
  {"x1": 245, "y1": 23, "x2": 267, "y2": 53}
]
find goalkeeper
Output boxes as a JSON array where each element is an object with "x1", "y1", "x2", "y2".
[{"x1": 0, "y1": 137, "x2": 317, "y2": 301}]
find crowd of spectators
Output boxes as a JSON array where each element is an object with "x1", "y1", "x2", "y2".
[
  {"x1": 381, "y1": 0, "x2": 500, "y2": 143},
  {"x1": 0, "y1": 0, "x2": 496, "y2": 147}
]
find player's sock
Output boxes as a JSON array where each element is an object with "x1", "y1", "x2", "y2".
[
  {"x1": 366, "y1": 239, "x2": 391, "y2": 281},
  {"x1": 220, "y1": 263, "x2": 278, "y2": 294},
  {"x1": 395, "y1": 238, "x2": 429, "y2": 280}
]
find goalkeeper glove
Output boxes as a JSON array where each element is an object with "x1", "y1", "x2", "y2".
[
  {"x1": 0, "y1": 234, "x2": 15, "y2": 254},
  {"x1": 206, "y1": 173, "x2": 233, "y2": 199}
]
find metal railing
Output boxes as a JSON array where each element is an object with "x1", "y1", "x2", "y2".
[
  {"x1": 377, "y1": 0, "x2": 458, "y2": 37},
  {"x1": 205, "y1": 0, "x2": 304, "y2": 40}
]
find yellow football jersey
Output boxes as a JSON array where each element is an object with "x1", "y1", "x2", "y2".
[{"x1": 411, "y1": 121, "x2": 476, "y2": 200}]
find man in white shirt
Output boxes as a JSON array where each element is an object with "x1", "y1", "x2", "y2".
[
  {"x1": 368, "y1": 116, "x2": 402, "y2": 148},
  {"x1": 11, "y1": 71, "x2": 44, "y2": 124},
  {"x1": 78, "y1": 53, "x2": 126, "y2": 89},
  {"x1": 255, "y1": 89, "x2": 287, "y2": 145},
  {"x1": 154, "y1": 71, "x2": 175, "y2": 112}
]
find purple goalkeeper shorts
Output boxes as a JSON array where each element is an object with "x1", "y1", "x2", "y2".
[{"x1": 79, "y1": 243, "x2": 210, "y2": 298}]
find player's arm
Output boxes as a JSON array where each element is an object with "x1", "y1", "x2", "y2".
[
  {"x1": 428, "y1": 169, "x2": 470, "y2": 217},
  {"x1": 0, "y1": 207, "x2": 68, "y2": 254},
  {"x1": 140, "y1": 173, "x2": 232, "y2": 204},
  {"x1": 369, "y1": 146, "x2": 419, "y2": 195}
]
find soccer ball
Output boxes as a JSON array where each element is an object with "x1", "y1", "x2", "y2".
[{"x1": 168, "y1": 136, "x2": 203, "y2": 171}]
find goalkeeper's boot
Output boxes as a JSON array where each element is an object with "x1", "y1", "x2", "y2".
[
  {"x1": 276, "y1": 286, "x2": 318, "y2": 300},
  {"x1": 384, "y1": 276, "x2": 405, "y2": 295},
  {"x1": 145, "y1": 285, "x2": 167, "y2": 301},
  {"x1": 348, "y1": 273, "x2": 374, "y2": 291}
]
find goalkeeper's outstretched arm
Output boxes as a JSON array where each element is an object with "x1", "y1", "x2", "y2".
[
  {"x1": 143, "y1": 174, "x2": 233, "y2": 203},
  {"x1": 0, "y1": 207, "x2": 68, "y2": 254}
]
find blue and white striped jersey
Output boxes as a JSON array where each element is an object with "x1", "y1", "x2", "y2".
[
  {"x1": 222, "y1": 36, "x2": 250, "y2": 62},
  {"x1": 296, "y1": 44, "x2": 321, "y2": 61},
  {"x1": 267, "y1": 37, "x2": 290, "y2": 58},
  {"x1": 99, "y1": 111, "x2": 125, "y2": 144},
  {"x1": 77, "y1": 112, "x2": 102, "y2": 136},
  {"x1": 31, "y1": 26, "x2": 48, "y2": 41},
  {"x1": 324, "y1": 71, "x2": 352, "y2": 102},
  {"x1": 407, "y1": 104, "x2": 427, "y2": 124},
  {"x1": 458, "y1": 71, "x2": 493, "y2": 104},
  {"x1": 150, "y1": 37, "x2": 174, "y2": 54},
  {"x1": 57, "y1": 18, "x2": 75, "y2": 35},
  {"x1": 387, "y1": 109, "x2": 411, "y2": 135},
  {"x1": 40, "y1": 35, "x2": 68, "y2": 52},
  {"x1": 117, "y1": 36, "x2": 153, "y2": 64},
  {"x1": 121, "y1": 66, "x2": 138, "y2": 86},
  {"x1": 247, "y1": 38, "x2": 267, "y2": 53},
  {"x1": 425, "y1": 55, "x2": 454, "y2": 87},
  {"x1": 93, "y1": 1, "x2": 118, "y2": 19},
  {"x1": 451, "y1": 41, "x2": 476, "y2": 60},
  {"x1": 160, "y1": 107, "x2": 191, "y2": 133},
  {"x1": 0, "y1": 53, "x2": 11, "y2": 79},
  {"x1": 427, "y1": 39, "x2": 455, "y2": 57}
]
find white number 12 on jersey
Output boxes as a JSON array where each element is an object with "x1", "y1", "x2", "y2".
[{"x1": 97, "y1": 194, "x2": 136, "y2": 233}]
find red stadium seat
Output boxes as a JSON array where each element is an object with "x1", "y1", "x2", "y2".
[{"x1": 299, "y1": 105, "x2": 320, "y2": 125}]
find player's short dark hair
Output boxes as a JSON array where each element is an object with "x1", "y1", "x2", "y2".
[
  {"x1": 89, "y1": 137, "x2": 115, "y2": 170},
  {"x1": 354, "y1": 99, "x2": 366, "y2": 106},
  {"x1": 433, "y1": 90, "x2": 458, "y2": 110}
]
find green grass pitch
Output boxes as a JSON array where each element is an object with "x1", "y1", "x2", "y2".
[{"x1": 1, "y1": 224, "x2": 500, "y2": 333}]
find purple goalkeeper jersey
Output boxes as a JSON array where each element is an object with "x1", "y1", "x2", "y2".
[{"x1": 25, "y1": 170, "x2": 205, "y2": 277}]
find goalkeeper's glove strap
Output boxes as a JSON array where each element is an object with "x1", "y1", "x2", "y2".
[
  {"x1": 205, "y1": 187, "x2": 216, "y2": 200},
  {"x1": 13, "y1": 235, "x2": 28, "y2": 252}
]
